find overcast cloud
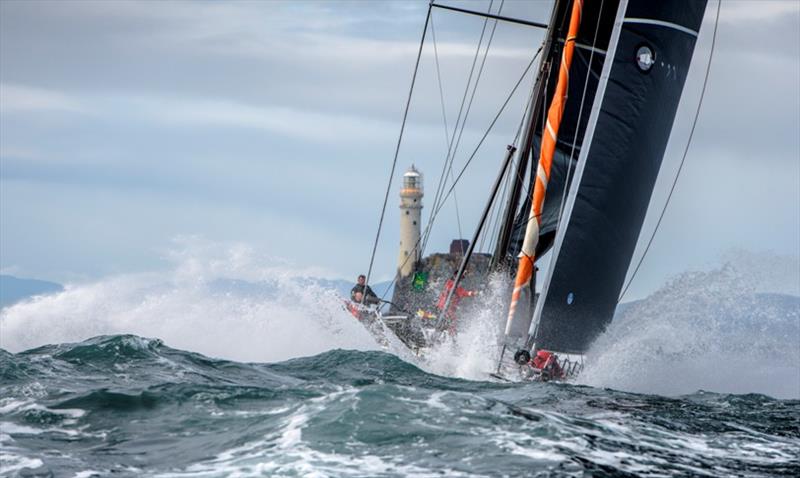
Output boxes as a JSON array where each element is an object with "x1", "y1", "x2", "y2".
[{"x1": 1, "y1": 0, "x2": 798, "y2": 298}]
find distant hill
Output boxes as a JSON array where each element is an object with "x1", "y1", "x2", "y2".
[
  {"x1": 0, "y1": 275, "x2": 64, "y2": 308},
  {"x1": 615, "y1": 292, "x2": 799, "y2": 317},
  {"x1": 319, "y1": 278, "x2": 394, "y2": 300},
  {"x1": 612, "y1": 292, "x2": 799, "y2": 344},
  {"x1": 0, "y1": 274, "x2": 394, "y2": 310},
  {"x1": 207, "y1": 277, "x2": 394, "y2": 302}
]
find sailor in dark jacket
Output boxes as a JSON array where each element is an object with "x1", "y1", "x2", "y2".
[{"x1": 351, "y1": 274, "x2": 380, "y2": 306}]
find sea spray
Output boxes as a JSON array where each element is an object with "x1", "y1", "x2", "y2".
[
  {"x1": 415, "y1": 253, "x2": 799, "y2": 399},
  {"x1": 420, "y1": 273, "x2": 509, "y2": 380},
  {"x1": 0, "y1": 240, "x2": 378, "y2": 362},
  {"x1": 581, "y1": 261, "x2": 800, "y2": 398},
  {"x1": 2, "y1": 242, "x2": 797, "y2": 399}
]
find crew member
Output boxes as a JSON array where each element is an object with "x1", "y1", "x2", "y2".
[
  {"x1": 351, "y1": 274, "x2": 380, "y2": 305},
  {"x1": 531, "y1": 350, "x2": 564, "y2": 380},
  {"x1": 436, "y1": 272, "x2": 476, "y2": 323}
]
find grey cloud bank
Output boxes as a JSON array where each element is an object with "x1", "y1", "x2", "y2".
[{"x1": 0, "y1": 0, "x2": 798, "y2": 298}]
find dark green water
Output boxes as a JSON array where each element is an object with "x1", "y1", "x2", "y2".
[{"x1": 1, "y1": 334, "x2": 798, "y2": 477}]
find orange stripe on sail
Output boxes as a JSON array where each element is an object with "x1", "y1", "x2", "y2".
[{"x1": 505, "y1": 0, "x2": 583, "y2": 331}]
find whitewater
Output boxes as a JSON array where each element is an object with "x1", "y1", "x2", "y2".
[{"x1": 1, "y1": 243, "x2": 798, "y2": 476}]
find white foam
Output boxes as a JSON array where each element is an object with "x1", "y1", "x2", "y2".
[
  {"x1": 0, "y1": 398, "x2": 31, "y2": 415},
  {"x1": 423, "y1": 391, "x2": 449, "y2": 410},
  {"x1": 277, "y1": 412, "x2": 308, "y2": 449},
  {"x1": 1, "y1": 432, "x2": 45, "y2": 474},
  {"x1": 492, "y1": 432, "x2": 568, "y2": 462},
  {"x1": 0, "y1": 422, "x2": 44, "y2": 435},
  {"x1": 72, "y1": 471, "x2": 103, "y2": 478},
  {"x1": 154, "y1": 385, "x2": 482, "y2": 478},
  {"x1": 0, "y1": 453, "x2": 44, "y2": 475},
  {"x1": 159, "y1": 388, "x2": 466, "y2": 477}
]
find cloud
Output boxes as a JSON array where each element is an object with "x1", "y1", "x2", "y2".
[
  {"x1": 0, "y1": 83, "x2": 87, "y2": 114},
  {"x1": 122, "y1": 95, "x2": 398, "y2": 143},
  {"x1": 0, "y1": 146, "x2": 45, "y2": 162},
  {"x1": 719, "y1": 0, "x2": 799, "y2": 23},
  {"x1": 0, "y1": 82, "x2": 409, "y2": 144},
  {"x1": 0, "y1": 0, "x2": 540, "y2": 124},
  {"x1": 0, "y1": 0, "x2": 797, "y2": 291}
]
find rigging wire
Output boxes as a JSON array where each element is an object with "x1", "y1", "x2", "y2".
[
  {"x1": 491, "y1": 76, "x2": 538, "y2": 252},
  {"x1": 508, "y1": 65, "x2": 551, "y2": 237},
  {"x1": 481, "y1": 81, "x2": 533, "y2": 254},
  {"x1": 423, "y1": 0, "x2": 508, "y2": 255},
  {"x1": 512, "y1": 79, "x2": 536, "y2": 146},
  {"x1": 617, "y1": 0, "x2": 721, "y2": 302},
  {"x1": 379, "y1": 47, "x2": 541, "y2": 302},
  {"x1": 362, "y1": 4, "x2": 432, "y2": 300},
  {"x1": 424, "y1": 1, "x2": 495, "y2": 255},
  {"x1": 482, "y1": 156, "x2": 513, "y2": 253},
  {"x1": 479, "y1": 165, "x2": 502, "y2": 251},
  {"x1": 427, "y1": 0, "x2": 507, "y2": 254},
  {"x1": 445, "y1": 0, "x2": 506, "y2": 170},
  {"x1": 438, "y1": 0, "x2": 506, "y2": 206},
  {"x1": 431, "y1": 16, "x2": 451, "y2": 155},
  {"x1": 449, "y1": 156, "x2": 466, "y2": 243},
  {"x1": 430, "y1": 13, "x2": 465, "y2": 244},
  {"x1": 480, "y1": 161, "x2": 508, "y2": 252},
  {"x1": 428, "y1": 49, "x2": 541, "y2": 250}
]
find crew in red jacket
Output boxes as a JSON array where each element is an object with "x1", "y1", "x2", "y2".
[
  {"x1": 436, "y1": 274, "x2": 476, "y2": 324},
  {"x1": 531, "y1": 350, "x2": 564, "y2": 380}
]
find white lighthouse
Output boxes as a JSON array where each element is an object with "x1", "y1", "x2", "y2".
[{"x1": 398, "y1": 165, "x2": 423, "y2": 278}]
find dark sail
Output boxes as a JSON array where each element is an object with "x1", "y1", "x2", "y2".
[{"x1": 531, "y1": 0, "x2": 709, "y2": 353}]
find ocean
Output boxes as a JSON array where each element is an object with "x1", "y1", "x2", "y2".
[
  {"x1": 2, "y1": 337, "x2": 798, "y2": 477},
  {"x1": 1, "y1": 252, "x2": 798, "y2": 477}
]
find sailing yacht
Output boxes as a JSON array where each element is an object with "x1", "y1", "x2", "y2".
[{"x1": 359, "y1": 0, "x2": 711, "y2": 381}]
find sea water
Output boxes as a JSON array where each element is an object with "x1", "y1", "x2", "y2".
[{"x1": 1, "y1": 244, "x2": 798, "y2": 477}]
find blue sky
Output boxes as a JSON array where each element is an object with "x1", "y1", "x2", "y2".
[{"x1": 1, "y1": 0, "x2": 798, "y2": 298}]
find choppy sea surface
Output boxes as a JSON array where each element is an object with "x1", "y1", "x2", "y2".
[
  {"x1": 1, "y1": 248, "x2": 799, "y2": 476},
  {"x1": 1, "y1": 335, "x2": 798, "y2": 477}
]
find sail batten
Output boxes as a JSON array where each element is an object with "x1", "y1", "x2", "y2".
[{"x1": 623, "y1": 18, "x2": 699, "y2": 37}]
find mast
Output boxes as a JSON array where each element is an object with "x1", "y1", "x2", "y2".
[
  {"x1": 491, "y1": 0, "x2": 562, "y2": 271},
  {"x1": 500, "y1": 0, "x2": 584, "y2": 351}
]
